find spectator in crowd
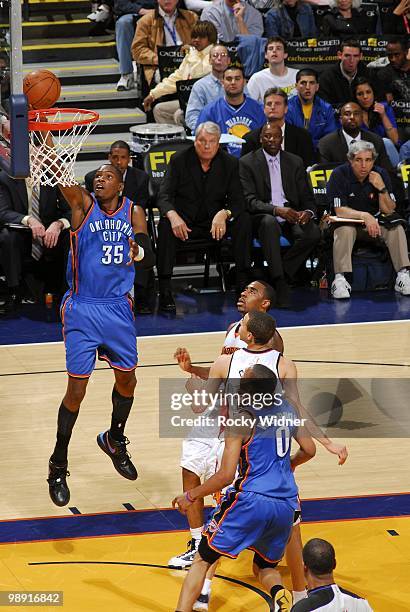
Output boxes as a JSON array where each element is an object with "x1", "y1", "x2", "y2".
[
  {"x1": 143, "y1": 21, "x2": 217, "y2": 124},
  {"x1": 84, "y1": 140, "x2": 154, "y2": 314},
  {"x1": 320, "y1": 0, "x2": 378, "y2": 37},
  {"x1": 240, "y1": 123, "x2": 320, "y2": 307},
  {"x1": 185, "y1": 43, "x2": 231, "y2": 133},
  {"x1": 318, "y1": 102, "x2": 394, "y2": 174},
  {"x1": 265, "y1": 0, "x2": 317, "y2": 39},
  {"x1": 291, "y1": 538, "x2": 373, "y2": 611},
  {"x1": 156, "y1": 121, "x2": 252, "y2": 312},
  {"x1": 0, "y1": 171, "x2": 71, "y2": 315},
  {"x1": 352, "y1": 77, "x2": 400, "y2": 166},
  {"x1": 114, "y1": 0, "x2": 155, "y2": 91},
  {"x1": 376, "y1": 38, "x2": 410, "y2": 106},
  {"x1": 241, "y1": 87, "x2": 316, "y2": 167},
  {"x1": 131, "y1": 0, "x2": 197, "y2": 91},
  {"x1": 327, "y1": 141, "x2": 410, "y2": 299},
  {"x1": 247, "y1": 37, "x2": 299, "y2": 103},
  {"x1": 391, "y1": 0, "x2": 410, "y2": 34},
  {"x1": 197, "y1": 65, "x2": 265, "y2": 157},
  {"x1": 285, "y1": 69, "x2": 338, "y2": 150},
  {"x1": 399, "y1": 140, "x2": 410, "y2": 161},
  {"x1": 200, "y1": 0, "x2": 263, "y2": 42},
  {"x1": 319, "y1": 39, "x2": 371, "y2": 106}
]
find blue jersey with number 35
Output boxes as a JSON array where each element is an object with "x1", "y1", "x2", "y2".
[
  {"x1": 234, "y1": 402, "x2": 299, "y2": 501},
  {"x1": 67, "y1": 195, "x2": 135, "y2": 298}
]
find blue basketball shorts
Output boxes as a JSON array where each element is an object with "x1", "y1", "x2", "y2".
[
  {"x1": 61, "y1": 292, "x2": 138, "y2": 378},
  {"x1": 202, "y1": 487, "x2": 295, "y2": 563}
]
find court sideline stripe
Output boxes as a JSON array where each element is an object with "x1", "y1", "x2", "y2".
[
  {"x1": 0, "y1": 358, "x2": 408, "y2": 377},
  {"x1": 26, "y1": 562, "x2": 273, "y2": 609},
  {"x1": 0, "y1": 318, "x2": 409, "y2": 348}
]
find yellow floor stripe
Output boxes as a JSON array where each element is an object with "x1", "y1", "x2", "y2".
[
  {"x1": 23, "y1": 64, "x2": 118, "y2": 73},
  {"x1": 1, "y1": 19, "x2": 89, "y2": 27}
]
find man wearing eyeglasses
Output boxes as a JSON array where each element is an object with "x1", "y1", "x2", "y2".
[{"x1": 185, "y1": 44, "x2": 231, "y2": 133}]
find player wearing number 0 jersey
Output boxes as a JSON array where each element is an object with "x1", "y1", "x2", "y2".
[
  {"x1": 47, "y1": 163, "x2": 154, "y2": 508},
  {"x1": 173, "y1": 362, "x2": 317, "y2": 612}
]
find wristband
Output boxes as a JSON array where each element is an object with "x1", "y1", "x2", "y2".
[
  {"x1": 185, "y1": 491, "x2": 195, "y2": 503},
  {"x1": 134, "y1": 245, "x2": 144, "y2": 262}
]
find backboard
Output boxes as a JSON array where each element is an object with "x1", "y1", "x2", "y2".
[{"x1": 0, "y1": 0, "x2": 29, "y2": 178}]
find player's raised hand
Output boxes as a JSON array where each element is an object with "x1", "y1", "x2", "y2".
[
  {"x1": 174, "y1": 347, "x2": 193, "y2": 373},
  {"x1": 172, "y1": 493, "x2": 193, "y2": 514},
  {"x1": 127, "y1": 237, "x2": 141, "y2": 265},
  {"x1": 326, "y1": 442, "x2": 348, "y2": 465}
]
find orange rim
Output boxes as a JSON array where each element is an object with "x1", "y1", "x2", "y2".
[{"x1": 28, "y1": 108, "x2": 99, "y2": 132}]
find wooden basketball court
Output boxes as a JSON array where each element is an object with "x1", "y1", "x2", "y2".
[{"x1": 0, "y1": 320, "x2": 409, "y2": 610}]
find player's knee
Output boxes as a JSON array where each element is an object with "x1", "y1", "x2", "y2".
[
  {"x1": 65, "y1": 377, "x2": 88, "y2": 408},
  {"x1": 252, "y1": 562, "x2": 259, "y2": 578},
  {"x1": 115, "y1": 371, "x2": 137, "y2": 396}
]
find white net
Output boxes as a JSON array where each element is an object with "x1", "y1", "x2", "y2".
[{"x1": 28, "y1": 109, "x2": 99, "y2": 187}]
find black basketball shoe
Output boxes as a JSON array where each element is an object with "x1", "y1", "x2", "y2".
[
  {"x1": 47, "y1": 459, "x2": 70, "y2": 507},
  {"x1": 97, "y1": 430, "x2": 138, "y2": 480}
]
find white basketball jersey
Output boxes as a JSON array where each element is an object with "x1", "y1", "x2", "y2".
[
  {"x1": 227, "y1": 347, "x2": 281, "y2": 381},
  {"x1": 222, "y1": 320, "x2": 245, "y2": 354}
]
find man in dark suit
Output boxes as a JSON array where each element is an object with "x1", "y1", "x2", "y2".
[
  {"x1": 85, "y1": 140, "x2": 154, "y2": 314},
  {"x1": 156, "y1": 121, "x2": 252, "y2": 312},
  {"x1": 240, "y1": 123, "x2": 320, "y2": 307},
  {"x1": 318, "y1": 102, "x2": 394, "y2": 173},
  {"x1": 85, "y1": 140, "x2": 149, "y2": 208},
  {"x1": 241, "y1": 87, "x2": 315, "y2": 167},
  {"x1": 0, "y1": 170, "x2": 71, "y2": 314}
]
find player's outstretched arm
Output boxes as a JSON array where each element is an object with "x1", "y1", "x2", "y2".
[
  {"x1": 172, "y1": 432, "x2": 245, "y2": 514},
  {"x1": 174, "y1": 347, "x2": 211, "y2": 380},
  {"x1": 291, "y1": 425, "x2": 316, "y2": 471},
  {"x1": 281, "y1": 357, "x2": 348, "y2": 465}
]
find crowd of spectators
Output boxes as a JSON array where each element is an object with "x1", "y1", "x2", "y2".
[{"x1": 0, "y1": 0, "x2": 409, "y2": 316}]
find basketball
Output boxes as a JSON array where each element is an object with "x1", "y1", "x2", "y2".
[{"x1": 23, "y1": 69, "x2": 61, "y2": 110}]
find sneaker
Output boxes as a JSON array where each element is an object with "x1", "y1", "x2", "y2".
[
  {"x1": 273, "y1": 588, "x2": 293, "y2": 612},
  {"x1": 47, "y1": 460, "x2": 70, "y2": 507},
  {"x1": 193, "y1": 593, "x2": 209, "y2": 611},
  {"x1": 331, "y1": 276, "x2": 351, "y2": 299},
  {"x1": 168, "y1": 538, "x2": 199, "y2": 569},
  {"x1": 117, "y1": 74, "x2": 134, "y2": 91},
  {"x1": 395, "y1": 270, "x2": 410, "y2": 296},
  {"x1": 87, "y1": 4, "x2": 110, "y2": 22},
  {"x1": 97, "y1": 430, "x2": 138, "y2": 480}
]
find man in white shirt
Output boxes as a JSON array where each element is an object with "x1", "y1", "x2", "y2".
[
  {"x1": 247, "y1": 37, "x2": 299, "y2": 103},
  {"x1": 200, "y1": 0, "x2": 263, "y2": 42},
  {"x1": 291, "y1": 538, "x2": 373, "y2": 611}
]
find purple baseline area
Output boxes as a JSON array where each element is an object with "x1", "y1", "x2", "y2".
[
  {"x1": 0, "y1": 288, "x2": 409, "y2": 345},
  {"x1": 0, "y1": 493, "x2": 409, "y2": 544}
]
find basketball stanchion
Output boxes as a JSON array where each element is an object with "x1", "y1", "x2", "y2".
[{"x1": 28, "y1": 108, "x2": 99, "y2": 186}]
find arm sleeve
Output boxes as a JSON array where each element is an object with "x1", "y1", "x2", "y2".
[
  {"x1": 246, "y1": 7, "x2": 264, "y2": 36},
  {"x1": 132, "y1": 16, "x2": 157, "y2": 65},
  {"x1": 157, "y1": 159, "x2": 178, "y2": 216},
  {"x1": 239, "y1": 160, "x2": 274, "y2": 215},
  {"x1": 185, "y1": 83, "x2": 206, "y2": 132},
  {"x1": 134, "y1": 231, "x2": 156, "y2": 269},
  {"x1": 326, "y1": 170, "x2": 348, "y2": 212},
  {"x1": 151, "y1": 55, "x2": 188, "y2": 99}
]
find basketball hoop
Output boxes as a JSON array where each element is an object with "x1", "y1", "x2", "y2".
[{"x1": 28, "y1": 108, "x2": 99, "y2": 187}]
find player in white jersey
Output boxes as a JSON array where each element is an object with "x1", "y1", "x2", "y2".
[
  {"x1": 291, "y1": 539, "x2": 373, "y2": 611},
  {"x1": 168, "y1": 282, "x2": 278, "y2": 572}
]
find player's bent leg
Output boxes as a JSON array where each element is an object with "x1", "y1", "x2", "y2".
[
  {"x1": 169, "y1": 468, "x2": 203, "y2": 569},
  {"x1": 48, "y1": 376, "x2": 89, "y2": 507},
  {"x1": 285, "y1": 523, "x2": 307, "y2": 602},
  {"x1": 97, "y1": 369, "x2": 138, "y2": 481},
  {"x1": 253, "y1": 553, "x2": 293, "y2": 612},
  {"x1": 176, "y1": 547, "x2": 219, "y2": 612}
]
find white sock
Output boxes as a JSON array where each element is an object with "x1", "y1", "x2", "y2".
[
  {"x1": 335, "y1": 273, "x2": 345, "y2": 280},
  {"x1": 190, "y1": 526, "x2": 203, "y2": 544},
  {"x1": 293, "y1": 590, "x2": 308, "y2": 603},
  {"x1": 201, "y1": 578, "x2": 212, "y2": 596}
]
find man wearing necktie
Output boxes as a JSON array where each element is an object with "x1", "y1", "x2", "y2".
[
  {"x1": 239, "y1": 123, "x2": 320, "y2": 308},
  {"x1": 0, "y1": 170, "x2": 71, "y2": 314}
]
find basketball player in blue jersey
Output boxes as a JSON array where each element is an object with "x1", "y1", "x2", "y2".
[
  {"x1": 173, "y1": 363, "x2": 317, "y2": 612},
  {"x1": 47, "y1": 163, "x2": 154, "y2": 506}
]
